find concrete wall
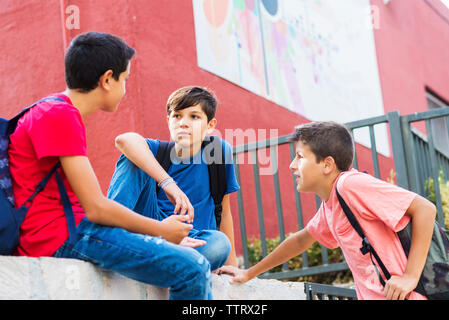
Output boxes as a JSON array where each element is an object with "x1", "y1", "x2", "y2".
[{"x1": 0, "y1": 256, "x2": 305, "y2": 300}]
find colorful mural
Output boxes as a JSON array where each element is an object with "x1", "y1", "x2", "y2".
[{"x1": 193, "y1": 0, "x2": 389, "y2": 155}]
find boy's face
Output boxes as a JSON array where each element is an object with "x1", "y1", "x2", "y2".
[
  {"x1": 289, "y1": 141, "x2": 325, "y2": 193},
  {"x1": 167, "y1": 104, "x2": 216, "y2": 151},
  {"x1": 102, "y1": 61, "x2": 130, "y2": 112}
]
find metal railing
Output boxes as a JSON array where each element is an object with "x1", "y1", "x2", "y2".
[
  {"x1": 304, "y1": 282, "x2": 357, "y2": 300},
  {"x1": 232, "y1": 135, "x2": 349, "y2": 280},
  {"x1": 232, "y1": 107, "x2": 449, "y2": 282},
  {"x1": 400, "y1": 107, "x2": 449, "y2": 224}
]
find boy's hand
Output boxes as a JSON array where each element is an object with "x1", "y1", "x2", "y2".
[
  {"x1": 162, "y1": 182, "x2": 194, "y2": 223},
  {"x1": 159, "y1": 215, "x2": 193, "y2": 244},
  {"x1": 179, "y1": 236, "x2": 206, "y2": 248},
  {"x1": 383, "y1": 274, "x2": 419, "y2": 300},
  {"x1": 217, "y1": 265, "x2": 251, "y2": 283}
]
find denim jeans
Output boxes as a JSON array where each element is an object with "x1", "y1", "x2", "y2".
[
  {"x1": 54, "y1": 218, "x2": 214, "y2": 300},
  {"x1": 188, "y1": 228, "x2": 231, "y2": 271},
  {"x1": 106, "y1": 155, "x2": 231, "y2": 272},
  {"x1": 53, "y1": 157, "x2": 231, "y2": 300}
]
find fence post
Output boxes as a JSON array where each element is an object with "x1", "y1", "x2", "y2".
[
  {"x1": 233, "y1": 154, "x2": 250, "y2": 269},
  {"x1": 425, "y1": 119, "x2": 445, "y2": 225},
  {"x1": 386, "y1": 111, "x2": 409, "y2": 189}
]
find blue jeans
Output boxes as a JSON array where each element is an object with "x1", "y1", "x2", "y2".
[
  {"x1": 106, "y1": 155, "x2": 231, "y2": 271},
  {"x1": 53, "y1": 157, "x2": 231, "y2": 300},
  {"x1": 54, "y1": 218, "x2": 214, "y2": 300},
  {"x1": 188, "y1": 228, "x2": 231, "y2": 271}
]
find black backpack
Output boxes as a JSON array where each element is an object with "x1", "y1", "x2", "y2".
[
  {"x1": 155, "y1": 135, "x2": 227, "y2": 229},
  {"x1": 0, "y1": 97, "x2": 78, "y2": 255},
  {"x1": 336, "y1": 173, "x2": 449, "y2": 300}
]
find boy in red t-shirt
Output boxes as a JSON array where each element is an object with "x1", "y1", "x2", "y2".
[
  {"x1": 8, "y1": 32, "x2": 213, "y2": 300},
  {"x1": 220, "y1": 121, "x2": 436, "y2": 300}
]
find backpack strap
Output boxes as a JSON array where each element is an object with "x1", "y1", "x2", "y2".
[
  {"x1": 55, "y1": 170, "x2": 78, "y2": 245},
  {"x1": 7, "y1": 96, "x2": 66, "y2": 136},
  {"x1": 13, "y1": 96, "x2": 78, "y2": 245},
  {"x1": 0, "y1": 96, "x2": 67, "y2": 206},
  {"x1": 20, "y1": 162, "x2": 78, "y2": 246},
  {"x1": 202, "y1": 136, "x2": 227, "y2": 229},
  {"x1": 21, "y1": 163, "x2": 62, "y2": 208},
  {"x1": 155, "y1": 140, "x2": 175, "y2": 195},
  {"x1": 155, "y1": 140, "x2": 175, "y2": 172},
  {"x1": 154, "y1": 137, "x2": 227, "y2": 229},
  {"x1": 336, "y1": 186, "x2": 391, "y2": 287}
]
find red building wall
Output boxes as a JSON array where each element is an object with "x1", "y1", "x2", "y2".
[{"x1": 1, "y1": 0, "x2": 448, "y2": 253}]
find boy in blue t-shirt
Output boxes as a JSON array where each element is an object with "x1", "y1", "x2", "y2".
[{"x1": 107, "y1": 86, "x2": 240, "y2": 269}]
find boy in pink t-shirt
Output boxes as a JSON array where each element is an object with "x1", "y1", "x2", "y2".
[{"x1": 221, "y1": 121, "x2": 436, "y2": 300}]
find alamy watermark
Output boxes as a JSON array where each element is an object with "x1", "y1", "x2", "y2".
[
  {"x1": 65, "y1": 4, "x2": 80, "y2": 30},
  {"x1": 65, "y1": 265, "x2": 80, "y2": 291},
  {"x1": 62, "y1": 3, "x2": 380, "y2": 31},
  {"x1": 171, "y1": 128, "x2": 280, "y2": 176},
  {"x1": 368, "y1": 5, "x2": 381, "y2": 30}
]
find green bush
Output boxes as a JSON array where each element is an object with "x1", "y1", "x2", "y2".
[
  {"x1": 424, "y1": 169, "x2": 449, "y2": 229},
  {"x1": 247, "y1": 234, "x2": 353, "y2": 285}
]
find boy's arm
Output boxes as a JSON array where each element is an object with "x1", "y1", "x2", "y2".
[
  {"x1": 383, "y1": 194, "x2": 436, "y2": 300},
  {"x1": 115, "y1": 132, "x2": 194, "y2": 221},
  {"x1": 220, "y1": 229, "x2": 316, "y2": 282},
  {"x1": 219, "y1": 194, "x2": 238, "y2": 267},
  {"x1": 60, "y1": 155, "x2": 197, "y2": 245}
]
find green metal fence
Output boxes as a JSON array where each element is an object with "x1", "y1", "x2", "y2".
[
  {"x1": 304, "y1": 282, "x2": 357, "y2": 300},
  {"x1": 232, "y1": 107, "x2": 449, "y2": 281},
  {"x1": 232, "y1": 135, "x2": 348, "y2": 280},
  {"x1": 400, "y1": 107, "x2": 449, "y2": 225}
]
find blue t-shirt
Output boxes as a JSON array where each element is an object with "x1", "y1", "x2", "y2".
[{"x1": 146, "y1": 138, "x2": 240, "y2": 230}]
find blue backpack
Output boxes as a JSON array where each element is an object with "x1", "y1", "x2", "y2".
[{"x1": 0, "y1": 97, "x2": 78, "y2": 255}]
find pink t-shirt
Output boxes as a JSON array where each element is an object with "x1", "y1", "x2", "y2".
[
  {"x1": 9, "y1": 94, "x2": 87, "y2": 257},
  {"x1": 306, "y1": 169, "x2": 427, "y2": 300}
]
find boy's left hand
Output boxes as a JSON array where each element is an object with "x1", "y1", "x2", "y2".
[
  {"x1": 179, "y1": 236, "x2": 206, "y2": 248},
  {"x1": 163, "y1": 182, "x2": 194, "y2": 223},
  {"x1": 383, "y1": 274, "x2": 419, "y2": 300},
  {"x1": 216, "y1": 265, "x2": 251, "y2": 283}
]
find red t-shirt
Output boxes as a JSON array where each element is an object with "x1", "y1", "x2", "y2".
[{"x1": 8, "y1": 93, "x2": 87, "y2": 257}]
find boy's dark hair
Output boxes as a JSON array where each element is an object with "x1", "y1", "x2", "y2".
[
  {"x1": 65, "y1": 32, "x2": 136, "y2": 92},
  {"x1": 166, "y1": 86, "x2": 218, "y2": 122},
  {"x1": 289, "y1": 121, "x2": 354, "y2": 171}
]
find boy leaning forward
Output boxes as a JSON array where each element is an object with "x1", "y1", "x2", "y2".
[{"x1": 221, "y1": 121, "x2": 436, "y2": 300}]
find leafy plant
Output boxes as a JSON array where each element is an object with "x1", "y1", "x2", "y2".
[
  {"x1": 386, "y1": 168, "x2": 396, "y2": 185},
  {"x1": 424, "y1": 169, "x2": 449, "y2": 230}
]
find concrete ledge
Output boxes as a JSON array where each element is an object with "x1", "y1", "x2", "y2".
[{"x1": 0, "y1": 256, "x2": 305, "y2": 300}]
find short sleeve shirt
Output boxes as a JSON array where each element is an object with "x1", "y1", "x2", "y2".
[
  {"x1": 305, "y1": 169, "x2": 427, "y2": 300},
  {"x1": 8, "y1": 94, "x2": 87, "y2": 257},
  {"x1": 145, "y1": 138, "x2": 240, "y2": 230}
]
